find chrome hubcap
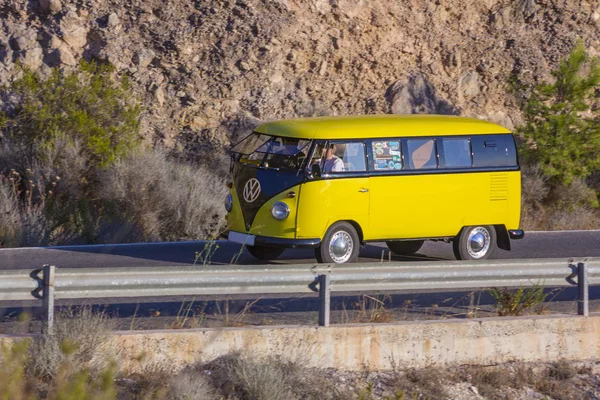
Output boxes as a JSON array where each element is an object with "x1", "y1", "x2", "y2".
[
  {"x1": 467, "y1": 227, "x2": 490, "y2": 259},
  {"x1": 329, "y1": 231, "x2": 353, "y2": 263}
]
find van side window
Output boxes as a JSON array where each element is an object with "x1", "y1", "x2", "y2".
[
  {"x1": 323, "y1": 142, "x2": 367, "y2": 174},
  {"x1": 371, "y1": 140, "x2": 403, "y2": 171},
  {"x1": 441, "y1": 138, "x2": 472, "y2": 168},
  {"x1": 407, "y1": 139, "x2": 437, "y2": 169}
]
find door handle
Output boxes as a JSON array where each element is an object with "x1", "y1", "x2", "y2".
[{"x1": 358, "y1": 188, "x2": 369, "y2": 193}]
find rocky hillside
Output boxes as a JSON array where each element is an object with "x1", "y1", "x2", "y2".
[{"x1": 1, "y1": 0, "x2": 599, "y2": 161}]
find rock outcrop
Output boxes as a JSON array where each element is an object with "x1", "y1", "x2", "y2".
[{"x1": 1, "y1": 0, "x2": 599, "y2": 161}]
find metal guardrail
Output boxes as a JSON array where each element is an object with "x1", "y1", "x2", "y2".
[{"x1": 0, "y1": 258, "x2": 598, "y2": 332}]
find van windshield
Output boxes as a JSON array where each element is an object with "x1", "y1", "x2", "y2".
[{"x1": 231, "y1": 133, "x2": 310, "y2": 170}]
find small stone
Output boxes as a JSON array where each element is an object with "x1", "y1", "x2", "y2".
[
  {"x1": 176, "y1": 91, "x2": 186, "y2": 98},
  {"x1": 13, "y1": 29, "x2": 37, "y2": 51},
  {"x1": 39, "y1": 0, "x2": 62, "y2": 14},
  {"x1": 192, "y1": 55, "x2": 200, "y2": 63},
  {"x1": 459, "y1": 70, "x2": 481, "y2": 98},
  {"x1": 189, "y1": 116, "x2": 205, "y2": 130},
  {"x1": 133, "y1": 48, "x2": 155, "y2": 69},
  {"x1": 154, "y1": 86, "x2": 165, "y2": 106},
  {"x1": 55, "y1": 45, "x2": 77, "y2": 66},
  {"x1": 19, "y1": 47, "x2": 43, "y2": 70},
  {"x1": 318, "y1": 60, "x2": 327, "y2": 76},
  {"x1": 61, "y1": 26, "x2": 87, "y2": 50},
  {"x1": 107, "y1": 13, "x2": 120, "y2": 28},
  {"x1": 239, "y1": 61, "x2": 250, "y2": 71}
]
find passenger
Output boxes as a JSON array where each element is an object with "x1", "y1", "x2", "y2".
[{"x1": 322, "y1": 144, "x2": 344, "y2": 173}]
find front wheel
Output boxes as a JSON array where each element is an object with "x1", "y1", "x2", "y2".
[
  {"x1": 452, "y1": 225, "x2": 496, "y2": 260},
  {"x1": 315, "y1": 221, "x2": 360, "y2": 264},
  {"x1": 246, "y1": 245, "x2": 285, "y2": 260},
  {"x1": 386, "y1": 240, "x2": 424, "y2": 255}
]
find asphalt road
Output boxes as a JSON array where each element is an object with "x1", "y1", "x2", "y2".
[
  {"x1": 0, "y1": 230, "x2": 599, "y2": 270},
  {"x1": 1, "y1": 230, "x2": 599, "y2": 331}
]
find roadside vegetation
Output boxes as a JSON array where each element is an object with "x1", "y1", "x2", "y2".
[
  {"x1": 514, "y1": 39, "x2": 600, "y2": 230},
  {"x1": 0, "y1": 61, "x2": 226, "y2": 248},
  {"x1": 0, "y1": 306, "x2": 596, "y2": 400}
]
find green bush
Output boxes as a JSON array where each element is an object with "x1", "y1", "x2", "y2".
[
  {"x1": 514, "y1": 39, "x2": 600, "y2": 189},
  {"x1": 1, "y1": 61, "x2": 140, "y2": 169},
  {"x1": 489, "y1": 283, "x2": 547, "y2": 316}
]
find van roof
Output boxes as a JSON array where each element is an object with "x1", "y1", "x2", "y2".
[{"x1": 254, "y1": 114, "x2": 511, "y2": 139}]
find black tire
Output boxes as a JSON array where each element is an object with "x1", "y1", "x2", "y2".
[
  {"x1": 452, "y1": 225, "x2": 496, "y2": 260},
  {"x1": 315, "y1": 221, "x2": 360, "y2": 264},
  {"x1": 246, "y1": 245, "x2": 285, "y2": 260},
  {"x1": 386, "y1": 240, "x2": 424, "y2": 256}
]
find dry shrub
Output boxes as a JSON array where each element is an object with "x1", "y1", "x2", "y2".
[
  {"x1": 167, "y1": 370, "x2": 217, "y2": 400},
  {"x1": 547, "y1": 360, "x2": 576, "y2": 381},
  {"x1": 119, "y1": 361, "x2": 175, "y2": 399},
  {"x1": 353, "y1": 295, "x2": 393, "y2": 323},
  {"x1": 520, "y1": 164, "x2": 551, "y2": 230},
  {"x1": 203, "y1": 353, "x2": 333, "y2": 400},
  {"x1": 0, "y1": 178, "x2": 21, "y2": 247},
  {"x1": 28, "y1": 306, "x2": 117, "y2": 381},
  {"x1": 553, "y1": 178, "x2": 598, "y2": 208},
  {"x1": 467, "y1": 365, "x2": 530, "y2": 400},
  {"x1": 98, "y1": 149, "x2": 227, "y2": 242},
  {"x1": 521, "y1": 164, "x2": 600, "y2": 230},
  {"x1": 206, "y1": 353, "x2": 292, "y2": 400},
  {"x1": 387, "y1": 367, "x2": 448, "y2": 399},
  {"x1": 547, "y1": 206, "x2": 599, "y2": 230},
  {"x1": 534, "y1": 361, "x2": 582, "y2": 400}
]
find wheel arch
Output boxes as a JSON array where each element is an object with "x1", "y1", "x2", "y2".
[
  {"x1": 324, "y1": 219, "x2": 364, "y2": 243},
  {"x1": 494, "y1": 224, "x2": 511, "y2": 251}
]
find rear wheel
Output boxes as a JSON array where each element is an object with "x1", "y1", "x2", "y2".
[
  {"x1": 452, "y1": 225, "x2": 496, "y2": 260},
  {"x1": 386, "y1": 240, "x2": 424, "y2": 256},
  {"x1": 315, "y1": 221, "x2": 360, "y2": 264},
  {"x1": 246, "y1": 245, "x2": 285, "y2": 261}
]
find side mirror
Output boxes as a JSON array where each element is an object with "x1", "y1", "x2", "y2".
[{"x1": 311, "y1": 163, "x2": 321, "y2": 178}]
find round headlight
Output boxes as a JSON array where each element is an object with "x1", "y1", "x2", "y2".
[
  {"x1": 271, "y1": 202, "x2": 290, "y2": 220},
  {"x1": 224, "y1": 194, "x2": 233, "y2": 213}
]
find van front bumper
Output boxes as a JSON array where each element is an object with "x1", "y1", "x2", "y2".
[
  {"x1": 223, "y1": 231, "x2": 321, "y2": 249},
  {"x1": 508, "y1": 229, "x2": 525, "y2": 240}
]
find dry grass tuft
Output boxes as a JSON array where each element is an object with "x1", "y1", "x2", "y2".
[
  {"x1": 28, "y1": 306, "x2": 117, "y2": 382},
  {"x1": 98, "y1": 149, "x2": 227, "y2": 243},
  {"x1": 386, "y1": 366, "x2": 448, "y2": 399},
  {"x1": 203, "y1": 353, "x2": 335, "y2": 400},
  {"x1": 167, "y1": 370, "x2": 217, "y2": 400},
  {"x1": 547, "y1": 205, "x2": 599, "y2": 230}
]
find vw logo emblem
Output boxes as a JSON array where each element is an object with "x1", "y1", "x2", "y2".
[{"x1": 243, "y1": 178, "x2": 261, "y2": 203}]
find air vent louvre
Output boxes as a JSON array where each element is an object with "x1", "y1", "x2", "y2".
[{"x1": 490, "y1": 174, "x2": 508, "y2": 201}]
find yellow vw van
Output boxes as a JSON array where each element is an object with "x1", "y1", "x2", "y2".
[{"x1": 224, "y1": 115, "x2": 523, "y2": 263}]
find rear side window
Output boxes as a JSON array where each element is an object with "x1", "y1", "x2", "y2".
[
  {"x1": 441, "y1": 138, "x2": 472, "y2": 168},
  {"x1": 407, "y1": 139, "x2": 437, "y2": 169}
]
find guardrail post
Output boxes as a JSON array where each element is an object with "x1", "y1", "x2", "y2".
[
  {"x1": 42, "y1": 265, "x2": 55, "y2": 333},
  {"x1": 318, "y1": 274, "x2": 330, "y2": 327},
  {"x1": 577, "y1": 262, "x2": 589, "y2": 317}
]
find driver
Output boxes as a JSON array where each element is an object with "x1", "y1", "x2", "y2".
[{"x1": 322, "y1": 144, "x2": 344, "y2": 173}]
